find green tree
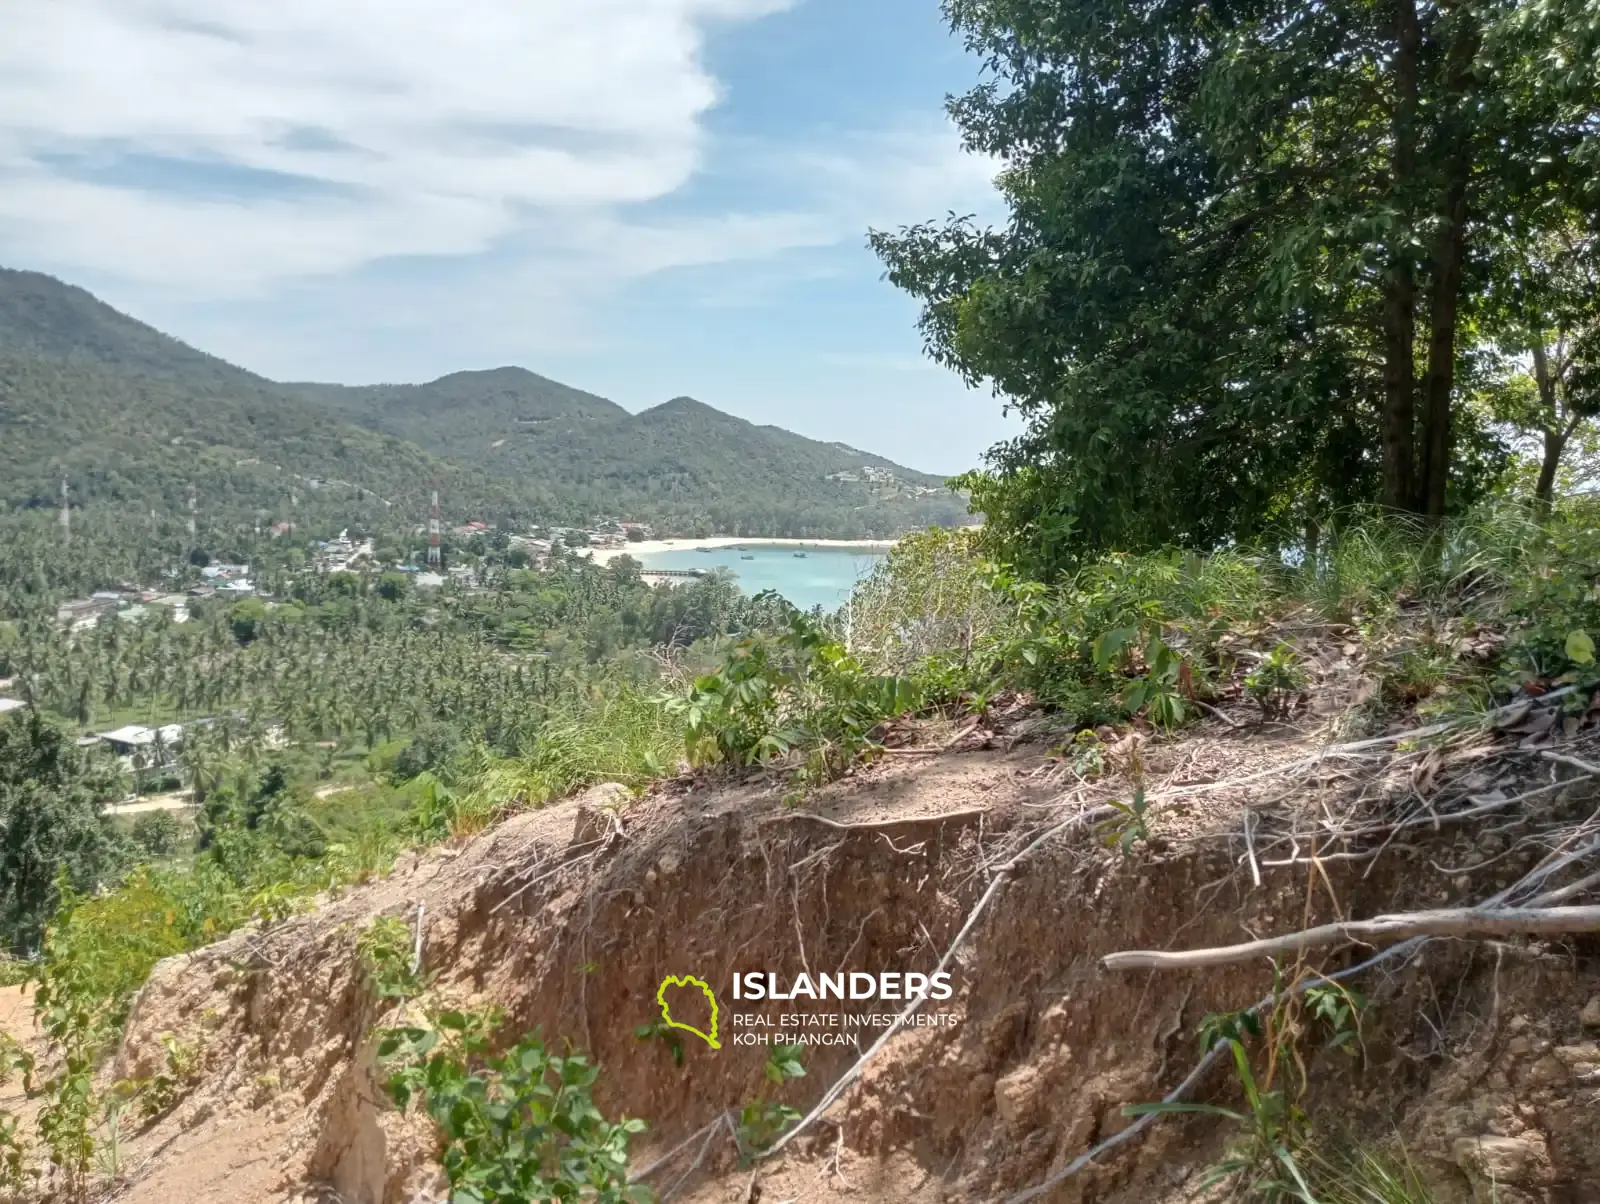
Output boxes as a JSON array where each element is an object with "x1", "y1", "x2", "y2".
[
  {"x1": 1482, "y1": 219, "x2": 1600, "y2": 511},
  {"x1": 873, "y1": 0, "x2": 1600, "y2": 572},
  {"x1": 0, "y1": 709, "x2": 125, "y2": 952},
  {"x1": 377, "y1": 571, "x2": 410, "y2": 602},
  {"x1": 229, "y1": 597, "x2": 268, "y2": 644}
]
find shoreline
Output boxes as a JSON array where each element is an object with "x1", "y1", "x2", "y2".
[{"x1": 583, "y1": 536, "x2": 896, "y2": 566}]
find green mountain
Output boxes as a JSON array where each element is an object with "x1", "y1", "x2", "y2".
[
  {"x1": 0, "y1": 268, "x2": 967, "y2": 538},
  {"x1": 298, "y1": 373, "x2": 964, "y2": 536}
]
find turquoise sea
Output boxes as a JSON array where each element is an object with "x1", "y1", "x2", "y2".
[{"x1": 633, "y1": 543, "x2": 886, "y2": 612}]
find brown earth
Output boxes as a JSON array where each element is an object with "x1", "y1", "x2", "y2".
[{"x1": 5, "y1": 693, "x2": 1600, "y2": 1204}]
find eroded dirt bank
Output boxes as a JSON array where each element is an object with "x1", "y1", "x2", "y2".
[{"x1": 51, "y1": 712, "x2": 1600, "y2": 1204}]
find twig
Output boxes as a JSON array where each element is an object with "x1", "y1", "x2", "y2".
[
  {"x1": 757, "y1": 802, "x2": 1117, "y2": 1160},
  {"x1": 1242, "y1": 809, "x2": 1262, "y2": 889},
  {"x1": 630, "y1": 1115, "x2": 726, "y2": 1184},
  {"x1": 410, "y1": 902, "x2": 426, "y2": 976},
  {"x1": 660, "y1": 1116, "x2": 724, "y2": 1202},
  {"x1": 1101, "y1": 906, "x2": 1600, "y2": 972},
  {"x1": 1164, "y1": 688, "x2": 1576, "y2": 802},
  {"x1": 879, "y1": 717, "x2": 984, "y2": 755},
  {"x1": 1195, "y1": 699, "x2": 1245, "y2": 729},
  {"x1": 1543, "y1": 751, "x2": 1600, "y2": 778},
  {"x1": 1531, "y1": 866, "x2": 1600, "y2": 905},
  {"x1": 1005, "y1": 851, "x2": 1593, "y2": 1203},
  {"x1": 489, "y1": 850, "x2": 602, "y2": 915}
]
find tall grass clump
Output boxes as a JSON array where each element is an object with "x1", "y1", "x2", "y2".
[
  {"x1": 1296, "y1": 1141, "x2": 1436, "y2": 1203},
  {"x1": 441, "y1": 683, "x2": 686, "y2": 837},
  {"x1": 1300, "y1": 501, "x2": 1551, "y2": 621}
]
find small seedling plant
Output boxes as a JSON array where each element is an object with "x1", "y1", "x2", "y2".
[
  {"x1": 734, "y1": 1044, "x2": 806, "y2": 1162},
  {"x1": 1095, "y1": 788, "x2": 1152, "y2": 856},
  {"x1": 1245, "y1": 645, "x2": 1307, "y2": 719},
  {"x1": 378, "y1": 1008, "x2": 651, "y2": 1204}
]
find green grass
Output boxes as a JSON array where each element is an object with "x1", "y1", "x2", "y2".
[
  {"x1": 446, "y1": 685, "x2": 685, "y2": 836},
  {"x1": 1296, "y1": 1139, "x2": 1436, "y2": 1203}
]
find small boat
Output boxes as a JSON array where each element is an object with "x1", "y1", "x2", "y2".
[
  {"x1": 740, "y1": 554, "x2": 754, "y2": 561},
  {"x1": 697, "y1": 547, "x2": 715, "y2": 554},
  {"x1": 792, "y1": 551, "x2": 807, "y2": 558}
]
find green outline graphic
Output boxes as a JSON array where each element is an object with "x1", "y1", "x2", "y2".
[{"x1": 655, "y1": 974, "x2": 720, "y2": 1049}]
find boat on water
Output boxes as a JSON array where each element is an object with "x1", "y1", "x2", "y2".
[
  {"x1": 792, "y1": 551, "x2": 807, "y2": 558},
  {"x1": 697, "y1": 547, "x2": 715, "y2": 554},
  {"x1": 740, "y1": 554, "x2": 755, "y2": 561}
]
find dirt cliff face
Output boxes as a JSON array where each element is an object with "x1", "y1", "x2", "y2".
[{"x1": 70, "y1": 716, "x2": 1600, "y2": 1204}]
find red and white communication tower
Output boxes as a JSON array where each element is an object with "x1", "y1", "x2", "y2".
[{"x1": 427, "y1": 487, "x2": 442, "y2": 568}]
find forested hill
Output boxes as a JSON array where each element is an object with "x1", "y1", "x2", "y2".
[
  {"x1": 0, "y1": 268, "x2": 967, "y2": 538},
  {"x1": 0, "y1": 268, "x2": 522, "y2": 530},
  {"x1": 297, "y1": 376, "x2": 962, "y2": 536}
]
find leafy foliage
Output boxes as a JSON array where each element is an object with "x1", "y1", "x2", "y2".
[
  {"x1": 378, "y1": 1009, "x2": 650, "y2": 1204},
  {"x1": 734, "y1": 1045, "x2": 806, "y2": 1161},
  {"x1": 356, "y1": 915, "x2": 426, "y2": 1001},
  {"x1": 667, "y1": 603, "x2": 921, "y2": 787},
  {"x1": 873, "y1": 0, "x2": 1600, "y2": 575},
  {"x1": 1245, "y1": 646, "x2": 1308, "y2": 719},
  {"x1": 0, "y1": 711, "x2": 126, "y2": 954}
]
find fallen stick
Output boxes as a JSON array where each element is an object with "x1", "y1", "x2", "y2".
[
  {"x1": 1004, "y1": 842, "x2": 1595, "y2": 1202},
  {"x1": 629, "y1": 1114, "x2": 728, "y2": 1184},
  {"x1": 1101, "y1": 906, "x2": 1600, "y2": 972},
  {"x1": 1162, "y1": 686, "x2": 1577, "y2": 802},
  {"x1": 1544, "y1": 751, "x2": 1600, "y2": 778},
  {"x1": 1194, "y1": 699, "x2": 1245, "y2": 729}
]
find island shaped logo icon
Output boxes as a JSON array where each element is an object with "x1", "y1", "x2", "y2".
[{"x1": 655, "y1": 974, "x2": 720, "y2": 1049}]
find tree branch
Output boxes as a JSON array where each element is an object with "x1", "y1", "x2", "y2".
[{"x1": 1101, "y1": 906, "x2": 1600, "y2": 972}]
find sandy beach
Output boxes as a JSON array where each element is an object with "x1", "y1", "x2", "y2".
[{"x1": 584, "y1": 536, "x2": 896, "y2": 566}]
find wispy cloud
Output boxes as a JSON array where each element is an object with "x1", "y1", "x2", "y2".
[
  {"x1": 0, "y1": 0, "x2": 806, "y2": 290},
  {"x1": 0, "y1": 0, "x2": 1005, "y2": 431}
]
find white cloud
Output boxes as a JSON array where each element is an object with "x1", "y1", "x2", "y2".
[
  {"x1": 0, "y1": 0, "x2": 798, "y2": 289},
  {"x1": 0, "y1": 0, "x2": 1008, "y2": 428}
]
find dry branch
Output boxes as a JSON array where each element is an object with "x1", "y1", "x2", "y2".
[
  {"x1": 1101, "y1": 906, "x2": 1600, "y2": 972},
  {"x1": 1004, "y1": 837, "x2": 1598, "y2": 1202}
]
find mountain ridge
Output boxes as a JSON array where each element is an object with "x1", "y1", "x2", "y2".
[{"x1": 0, "y1": 268, "x2": 968, "y2": 538}]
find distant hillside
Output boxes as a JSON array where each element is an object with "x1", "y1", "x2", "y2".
[
  {"x1": 0, "y1": 269, "x2": 521, "y2": 532},
  {"x1": 299, "y1": 375, "x2": 965, "y2": 536},
  {"x1": 0, "y1": 268, "x2": 968, "y2": 538}
]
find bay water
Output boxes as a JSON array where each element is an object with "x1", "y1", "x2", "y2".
[{"x1": 631, "y1": 543, "x2": 885, "y2": 612}]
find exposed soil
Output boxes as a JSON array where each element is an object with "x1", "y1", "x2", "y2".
[{"x1": 5, "y1": 684, "x2": 1600, "y2": 1204}]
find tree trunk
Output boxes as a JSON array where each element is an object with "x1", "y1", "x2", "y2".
[
  {"x1": 1381, "y1": 0, "x2": 1423, "y2": 512},
  {"x1": 1535, "y1": 428, "x2": 1566, "y2": 511},
  {"x1": 1381, "y1": 276, "x2": 1417, "y2": 511},
  {"x1": 1418, "y1": 23, "x2": 1478, "y2": 519},
  {"x1": 1420, "y1": 156, "x2": 1469, "y2": 518}
]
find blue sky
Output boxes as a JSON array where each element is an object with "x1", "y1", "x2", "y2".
[{"x1": 0, "y1": 0, "x2": 1018, "y2": 475}]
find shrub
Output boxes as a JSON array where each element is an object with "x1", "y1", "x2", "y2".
[
  {"x1": 129, "y1": 811, "x2": 187, "y2": 859},
  {"x1": 379, "y1": 1009, "x2": 650, "y2": 1204},
  {"x1": 665, "y1": 607, "x2": 920, "y2": 787}
]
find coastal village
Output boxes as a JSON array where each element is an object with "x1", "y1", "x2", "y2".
[{"x1": 1, "y1": 508, "x2": 894, "y2": 809}]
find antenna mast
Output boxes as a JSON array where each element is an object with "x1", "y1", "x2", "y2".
[
  {"x1": 59, "y1": 477, "x2": 70, "y2": 543},
  {"x1": 427, "y1": 485, "x2": 442, "y2": 569}
]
